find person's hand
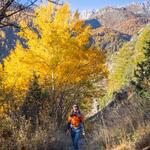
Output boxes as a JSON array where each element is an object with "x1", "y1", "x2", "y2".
[
  {"x1": 66, "y1": 129, "x2": 70, "y2": 135},
  {"x1": 83, "y1": 131, "x2": 85, "y2": 136},
  {"x1": 82, "y1": 130, "x2": 85, "y2": 136}
]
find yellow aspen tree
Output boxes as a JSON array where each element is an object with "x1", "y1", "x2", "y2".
[
  {"x1": 2, "y1": 3, "x2": 108, "y2": 99},
  {"x1": 134, "y1": 25, "x2": 150, "y2": 65}
]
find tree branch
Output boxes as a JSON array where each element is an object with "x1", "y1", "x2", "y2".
[
  {"x1": 48, "y1": 0, "x2": 63, "y2": 6},
  {"x1": 0, "y1": 0, "x2": 38, "y2": 28}
]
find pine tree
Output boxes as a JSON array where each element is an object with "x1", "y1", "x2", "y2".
[
  {"x1": 21, "y1": 74, "x2": 43, "y2": 126},
  {"x1": 133, "y1": 41, "x2": 150, "y2": 98}
]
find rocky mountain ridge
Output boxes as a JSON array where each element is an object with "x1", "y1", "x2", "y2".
[
  {"x1": 80, "y1": 0, "x2": 150, "y2": 20},
  {"x1": 81, "y1": 0, "x2": 150, "y2": 36}
]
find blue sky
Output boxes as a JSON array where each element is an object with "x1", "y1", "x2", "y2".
[
  {"x1": 21, "y1": 0, "x2": 146, "y2": 11},
  {"x1": 65, "y1": 0, "x2": 145, "y2": 11}
]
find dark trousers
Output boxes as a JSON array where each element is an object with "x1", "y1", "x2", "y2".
[{"x1": 71, "y1": 128, "x2": 81, "y2": 150}]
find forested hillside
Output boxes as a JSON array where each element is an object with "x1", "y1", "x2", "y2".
[
  {"x1": 86, "y1": 25, "x2": 150, "y2": 150},
  {"x1": 0, "y1": 1, "x2": 150, "y2": 150}
]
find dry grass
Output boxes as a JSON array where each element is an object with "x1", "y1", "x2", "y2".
[
  {"x1": 0, "y1": 113, "x2": 71, "y2": 150},
  {"x1": 85, "y1": 88, "x2": 150, "y2": 150}
]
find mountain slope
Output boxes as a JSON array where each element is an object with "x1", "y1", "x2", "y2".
[
  {"x1": 126, "y1": 0, "x2": 150, "y2": 16},
  {"x1": 80, "y1": 1, "x2": 150, "y2": 35},
  {"x1": 85, "y1": 87, "x2": 150, "y2": 149},
  {"x1": 92, "y1": 27, "x2": 131, "y2": 53}
]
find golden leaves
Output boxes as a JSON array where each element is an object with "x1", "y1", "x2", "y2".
[
  {"x1": 134, "y1": 25, "x2": 150, "y2": 65},
  {"x1": 2, "y1": 2, "x2": 107, "y2": 96}
]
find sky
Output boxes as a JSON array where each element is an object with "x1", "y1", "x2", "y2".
[
  {"x1": 65, "y1": 0, "x2": 145, "y2": 11},
  {"x1": 20, "y1": 0, "x2": 147, "y2": 11}
]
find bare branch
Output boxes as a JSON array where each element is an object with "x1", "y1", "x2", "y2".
[
  {"x1": 0, "y1": 0, "x2": 38, "y2": 28},
  {"x1": 48, "y1": 0, "x2": 63, "y2": 6},
  {"x1": 0, "y1": 0, "x2": 14, "y2": 12},
  {"x1": 5, "y1": 0, "x2": 37, "y2": 19},
  {"x1": 0, "y1": 22, "x2": 19, "y2": 29}
]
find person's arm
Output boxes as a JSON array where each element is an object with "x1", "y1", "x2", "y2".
[
  {"x1": 79, "y1": 113, "x2": 86, "y2": 135},
  {"x1": 66, "y1": 116, "x2": 72, "y2": 134},
  {"x1": 81, "y1": 122, "x2": 86, "y2": 136},
  {"x1": 78, "y1": 112, "x2": 84, "y2": 122},
  {"x1": 67, "y1": 122, "x2": 71, "y2": 130}
]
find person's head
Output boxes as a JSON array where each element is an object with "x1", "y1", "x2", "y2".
[{"x1": 72, "y1": 104, "x2": 79, "y2": 113}]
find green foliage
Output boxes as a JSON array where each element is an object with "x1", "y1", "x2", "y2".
[
  {"x1": 108, "y1": 42, "x2": 135, "y2": 96},
  {"x1": 21, "y1": 74, "x2": 44, "y2": 125},
  {"x1": 132, "y1": 41, "x2": 150, "y2": 99},
  {"x1": 107, "y1": 25, "x2": 150, "y2": 100},
  {"x1": 134, "y1": 25, "x2": 150, "y2": 65}
]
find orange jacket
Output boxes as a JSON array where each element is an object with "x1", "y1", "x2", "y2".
[{"x1": 67, "y1": 113, "x2": 84, "y2": 128}]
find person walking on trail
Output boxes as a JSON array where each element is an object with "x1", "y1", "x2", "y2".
[{"x1": 66, "y1": 104, "x2": 85, "y2": 150}]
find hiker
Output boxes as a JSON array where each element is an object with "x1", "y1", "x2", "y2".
[{"x1": 66, "y1": 104, "x2": 85, "y2": 150}]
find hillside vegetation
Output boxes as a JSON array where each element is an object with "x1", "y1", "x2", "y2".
[{"x1": 0, "y1": 1, "x2": 150, "y2": 150}]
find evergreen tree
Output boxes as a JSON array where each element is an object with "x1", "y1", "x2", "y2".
[
  {"x1": 21, "y1": 73, "x2": 44, "y2": 126},
  {"x1": 133, "y1": 41, "x2": 150, "y2": 98}
]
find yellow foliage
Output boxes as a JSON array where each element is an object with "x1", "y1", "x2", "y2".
[
  {"x1": 3, "y1": 42, "x2": 33, "y2": 93},
  {"x1": 134, "y1": 25, "x2": 150, "y2": 65},
  {"x1": 107, "y1": 25, "x2": 150, "y2": 96},
  {"x1": 2, "y1": 3, "x2": 108, "y2": 97},
  {"x1": 108, "y1": 43, "x2": 134, "y2": 95},
  {"x1": 0, "y1": 30, "x2": 5, "y2": 38}
]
